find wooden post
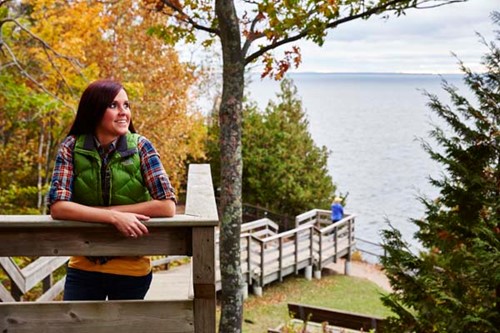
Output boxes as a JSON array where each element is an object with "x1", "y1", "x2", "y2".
[
  {"x1": 42, "y1": 274, "x2": 53, "y2": 294},
  {"x1": 294, "y1": 233, "x2": 299, "y2": 275},
  {"x1": 192, "y1": 227, "x2": 216, "y2": 333},
  {"x1": 279, "y1": 238, "x2": 283, "y2": 282},
  {"x1": 318, "y1": 232, "x2": 323, "y2": 271},
  {"x1": 309, "y1": 227, "x2": 314, "y2": 266},
  {"x1": 247, "y1": 235, "x2": 252, "y2": 285},
  {"x1": 334, "y1": 225, "x2": 339, "y2": 263},
  {"x1": 260, "y1": 241, "x2": 265, "y2": 288},
  {"x1": 185, "y1": 164, "x2": 218, "y2": 333},
  {"x1": 345, "y1": 218, "x2": 353, "y2": 276}
]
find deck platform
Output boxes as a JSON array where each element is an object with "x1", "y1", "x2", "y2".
[{"x1": 146, "y1": 264, "x2": 193, "y2": 300}]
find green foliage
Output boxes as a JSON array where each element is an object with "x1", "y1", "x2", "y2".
[
  {"x1": 381, "y1": 13, "x2": 500, "y2": 333},
  {"x1": 0, "y1": 71, "x2": 68, "y2": 213},
  {"x1": 206, "y1": 78, "x2": 336, "y2": 217}
]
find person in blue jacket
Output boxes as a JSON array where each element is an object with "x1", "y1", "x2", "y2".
[{"x1": 331, "y1": 197, "x2": 344, "y2": 223}]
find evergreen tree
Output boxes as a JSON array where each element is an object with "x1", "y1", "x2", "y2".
[
  {"x1": 206, "y1": 78, "x2": 336, "y2": 218},
  {"x1": 381, "y1": 13, "x2": 500, "y2": 333},
  {"x1": 243, "y1": 78, "x2": 335, "y2": 217}
]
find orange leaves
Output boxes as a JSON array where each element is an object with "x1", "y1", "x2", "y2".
[
  {"x1": 261, "y1": 46, "x2": 302, "y2": 80},
  {"x1": 91, "y1": 0, "x2": 206, "y2": 190},
  {"x1": 4, "y1": 0, "x2": 206, "y2": 202},
  {"x1": 27, "y1": 0, "x2": 105, "y2": 97}
]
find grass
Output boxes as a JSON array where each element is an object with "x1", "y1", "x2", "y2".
[{"x1": 229, "y1": 273, "x2": 393, "y2": 333}]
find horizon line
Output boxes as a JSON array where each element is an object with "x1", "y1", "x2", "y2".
[{"x1": 248, "y1": 71, "x2": 465, "y2": 76}]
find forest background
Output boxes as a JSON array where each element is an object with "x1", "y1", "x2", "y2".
[{"x1": 0, "y1": 0, "x2": 335, "y2": 217}]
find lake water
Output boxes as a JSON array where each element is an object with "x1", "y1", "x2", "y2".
[{"x1": 247, "y1": 72, "x2": 469, "y2": 259}]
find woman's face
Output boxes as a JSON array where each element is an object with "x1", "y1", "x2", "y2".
[{"x1": 95, "y1": 89, "x2": 131, "y2": 145}]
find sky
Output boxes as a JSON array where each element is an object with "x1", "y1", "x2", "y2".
[
  {"x1": 290, "y1": 0, "x2": 498, "y2": 74},
  {"x1": 179, "y1": 0, "x2": 497, "y2": 74}
]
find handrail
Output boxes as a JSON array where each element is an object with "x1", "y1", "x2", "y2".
[
  {"x1": 0, "y1": 214, "x2": 216, "y2": 226},
  {"x1": 261, "y1": 223, "x2": 313, "y2": 242},
  {"x1": 0, "y1": 164, "x2": 218, "y2": 333},
  {"x1": 318, "y1": 214, "x2": 356, "y2": 234},
  {"x1": 355, "y1": 237, "x2": 385, "y2": 261},
  {"x1": 241, "y1": 218, "x2": 279, "y2": 234}
]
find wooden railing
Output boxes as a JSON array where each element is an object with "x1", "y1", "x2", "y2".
[
  {"x1": 0, "y1": 164, "x2": 218, "y2": 333},
  {"x1": 240, "y1": 218, "x2": 279, "y2": 238},
  {"x1": 214, "y1": 210, "x2": 356, "y2": 291}
]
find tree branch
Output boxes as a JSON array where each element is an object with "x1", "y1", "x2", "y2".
[
  {"x1": 160, "y1": 0, "x2": 220, "y2": 35},
  {"x1": 41, "y1": 47, "x2": 76, "y2": 97},
  {"x1": 414, "y1": 0, "x2": 467, "y2": 9},
  {"x1": 0, "y1": 62, "x2": 16, "y2": 70},
  {"x1": 0, "y1": 16, "x2": 88, "y2": 104},
  {"x1": 245, "y1": 0, "x2": 466, "y2": 65},
  {"x1": 1, "y1": 18, "x2": 84, "y2": 70},
  {"x1": 2, "y1": 42, "x2": 75, "y2": 112},
  {"x1": 242, "y1": 13, "x2": 266, "y2": 56}
]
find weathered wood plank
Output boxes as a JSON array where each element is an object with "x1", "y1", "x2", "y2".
[
  {"x1": 185, "y1": 164, "x2": 218, "y2": 220},
  {"x1": 262, "y1": 224, "x2": 312, "y2": 242},
  {"x1": 288, "y1": 303, "x2": 386, "y2": 332},
  {"x1": 0, "y1": 282, "x2": 15, "y2": 302},
  {"x1": 0, "y1": 227, "x2": 191, "y2": 257},
  {"x1": 0, "y1": 257, "x2": 24, "y2": 292},
  {"x1": 194, "y1": 299, "x2": 215, "y2": 333},
  {"x1": 0, "y1": 300, "x2": 194, "y2": 333},
  {"x1": 23, "y1": 257, "x2": 69, "y2": 291},
  {"x1": 192, "y1": 227, "x2": 215, "y2": 333},
  {"x1": 241, "y1": 218, "x2": 279, "y2": 235},
  {"x1": 192, "y1": 228, "x2": 216, "y2": 287},
  {"x1": 295, "y1": 209, "x2": 320, "y2": 227},
  {"x1": 37, "y1": 277, "x2": 65, "y2": 302},
  {"x1": 0, "y1": 215, "x2": 217, "y2": 227}
]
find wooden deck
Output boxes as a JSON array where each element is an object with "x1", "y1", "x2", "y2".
[{"x1": 146, "y1": 264, "x2": 193, "y2": 300}]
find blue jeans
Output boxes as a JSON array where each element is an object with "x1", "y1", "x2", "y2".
[{"x1": 63, "y1": 267, "x2": 153, "y2": 300}]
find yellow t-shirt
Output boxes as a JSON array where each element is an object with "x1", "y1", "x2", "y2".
[{"x1": 69, "y1": 256, "x2": 151, "y2": 276}]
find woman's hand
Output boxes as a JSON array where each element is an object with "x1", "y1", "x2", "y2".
[
  {"x1": 50, "y1": 201, "x2": 150, "y2": 238},
  {"x1": 110, "y1": 211, "x2": 150, "y2": 238}
]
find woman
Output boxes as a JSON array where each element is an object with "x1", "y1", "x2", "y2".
[{"x1": 48, "y1": 79, "x2": 176, "y2": 300}]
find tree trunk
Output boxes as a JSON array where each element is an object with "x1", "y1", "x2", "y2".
[
  {"x1": 37, "y1": 125, "x2": 45, "y2": 210},
  {"x1": 215, "y1": 1, "x2": 245, "y2": 332}
]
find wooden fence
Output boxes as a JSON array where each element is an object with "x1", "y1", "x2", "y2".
[{"x1": 0, "y1": 164, "x2": 218, "y2": 333}]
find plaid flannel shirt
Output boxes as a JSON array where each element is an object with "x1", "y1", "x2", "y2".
[{"x1": 48, "y1": 134, "x2": 176, "y2": 206}]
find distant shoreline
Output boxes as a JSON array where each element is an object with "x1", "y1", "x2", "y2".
[{"x1": 249, "y1": 71, "x2": 465, "y2": 77}]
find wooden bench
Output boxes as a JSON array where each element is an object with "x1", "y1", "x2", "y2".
[{"x1": 285, "y1": 302, "x2": 386, "y2": 332}]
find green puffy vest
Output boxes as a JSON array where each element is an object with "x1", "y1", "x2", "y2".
[{"x1": 72, "y1": 133, "x2": 151, "y2": 206}]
